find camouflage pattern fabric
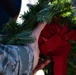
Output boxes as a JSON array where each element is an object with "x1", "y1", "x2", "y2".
[{"x1": 0, "y1": 44, "x2": 34, "y2": 75}]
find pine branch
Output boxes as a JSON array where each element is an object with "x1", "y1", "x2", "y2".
[{"x1": 1, "y1": 0, "x2": 76, "y2": 45}]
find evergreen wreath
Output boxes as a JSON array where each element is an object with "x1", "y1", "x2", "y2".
[
  {"x1": 1, "y1": 0, "x2": 76, "y2": 45},
  {"x1": 0, "y1": 0, "x2": 76, "y2": 74}
]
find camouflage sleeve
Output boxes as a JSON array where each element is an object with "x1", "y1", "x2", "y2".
[{"x1": 0, "y1": 44, "x2": 34, "y2": 75}]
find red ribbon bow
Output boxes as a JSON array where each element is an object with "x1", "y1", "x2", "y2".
[{"x1": 38, "y1": 18, "x2": 76, "y2": 75}]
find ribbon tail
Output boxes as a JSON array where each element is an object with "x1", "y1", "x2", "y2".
[{"x1": 52, "y1": 41, "x2": 71, "y2": 75}]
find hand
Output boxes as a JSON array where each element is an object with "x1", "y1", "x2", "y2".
[{"x1": 33, "y1": 58, "x2": 51, "y2": 74}]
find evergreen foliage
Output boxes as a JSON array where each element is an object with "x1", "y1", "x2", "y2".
[
  {"x1": 0, "y1": 0, "x2": 76, "y2": 74},
  {"x1": 1, "y1": 0, "x2": 76, "y2": 45}
]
